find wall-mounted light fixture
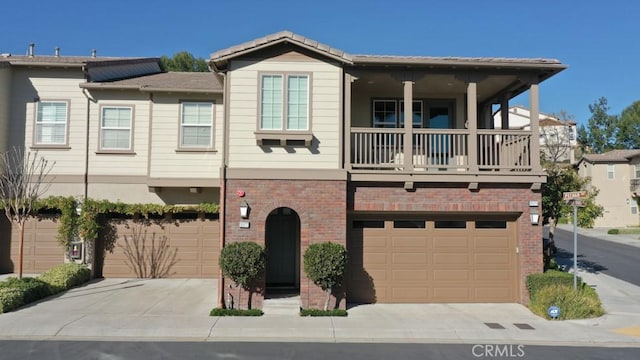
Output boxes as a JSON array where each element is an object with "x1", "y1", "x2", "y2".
[
  {"x1": 529, "y1": 200, "x2": 539, "y2": 225},
  {"x1": 240, "y1": 200, "x2": 250, "y2": 219},
  {"x1": 530, "y1": 209, "x2": 540, "y2": 225},
  {"x1": 75, "y1": 202, "x2": 82, "y2": 216}
]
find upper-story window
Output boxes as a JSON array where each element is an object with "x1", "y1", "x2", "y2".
[
  {"x1": 181, "y1": 102, "x2": 213, "y2": 148},
  {"x1": 607, "y1": 164, "x2": 615, "y2": 179},
  {"x1": 635, "y1": 165, "x2": 640, "y2": 179},
  {"x1": 259, "y1": 74, "x2": 310, "y2": 131},
  {"x1": 35, "y1": 101, "x2": 68, "y2": 146},
  {"x1": 100, "y1": 106, "x2": 133, "y2": 151}
]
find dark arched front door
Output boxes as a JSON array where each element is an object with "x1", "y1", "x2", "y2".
[{"x1": 265, "y1": 207, "x2": 300, "y2": 289}]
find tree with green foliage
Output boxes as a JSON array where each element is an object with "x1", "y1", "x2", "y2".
[
  {"x1": 577, "y1": 97, "x2": 620, "y2": 153},
  {"x1": 542, "y1": 162, "x2": 604, "y2": 238},
  {"x1": 0, "y1": 148, "x2": 54, "y2": 279},
  {"x1": 303, "y1": 242, "x2": 347, "y2": 311},
  {"x1": 160, "y1": 51, "x2": 209, "y2": 72},
  {"x1": 617, "y1": 100, "x2": 640, "y2": 150},
  {"x1": 219, "y1": 242, "x2": 265, "y2": 310}
]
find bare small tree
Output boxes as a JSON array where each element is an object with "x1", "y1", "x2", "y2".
[
  {"x1": 0, "y1": 148, "x2": 54, "y2": 278},
  {"x1": 540, "y1": 111, "x2": 576, "y2": 164}
]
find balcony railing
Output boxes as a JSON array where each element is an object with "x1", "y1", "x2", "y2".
[{"x1": 350, "y1": 128, "x2": 533, "y2": 172}]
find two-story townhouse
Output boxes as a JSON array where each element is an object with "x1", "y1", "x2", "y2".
[
  {"x1": 2, "y1": 32, "x2": 567, "y2": 310},
  {"x1": 494, "y1": 105, "x2": 577, "y2": 163},
  {"x1": 210, "y1": 31, "x2": 566, "y2": 309},
  {"x1": 0, "y1": 49, "x2": 222, "y2": 277},
  {"x1": 576, "y1": 150, "x2": 640, "y2": 227}
]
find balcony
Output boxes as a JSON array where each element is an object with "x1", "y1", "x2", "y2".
[{"x1": 349, "y1": 128, "x2": 536, "y2": 178}]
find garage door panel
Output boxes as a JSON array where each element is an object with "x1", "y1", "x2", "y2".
[
  {"x1": 392, "y1": 253, "x2": 426, "y2": 265},
  {"x1": 474, "y1": 236, "x2": 510, "y2": 248},
  {"x1": 433, "y1": 269, "x2": 470, "y2": 281},
  {"x1": 349, "y1": 218, "x2": 518, "y2": 304},
  {"x1": 475, "y1": 253, "x2": 511, "y2": 265},
  {"x1": 392, "y1": 269, "x2": 427, "y2": 281},
  {"x1": 433, "y1": 253, "x2": 469, "y2": 265},
  {"x1": 433, "y1": 237, "x2": 468, "y2": 248}
]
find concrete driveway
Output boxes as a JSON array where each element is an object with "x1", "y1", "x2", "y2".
[{"x1": 0, "y1": 278, "x2": 218, "y2": 338}]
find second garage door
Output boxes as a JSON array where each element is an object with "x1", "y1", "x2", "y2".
[{"x1": 348, "y1": 218, "x2": 518, "y2": 303}]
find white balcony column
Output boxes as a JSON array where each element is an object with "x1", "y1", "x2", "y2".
[
  {"x1": 501, "y1": 95, "x2": 510, "y2": 130},
  {"x1": 344, "y1": 73, "x2": 353, "y2": 170},
  {"x1": 467, "y1": 81, "x2": 479, "y2": 172},
  {"x1": 403, "y1": 80, "x2": 414, "y2": 171},
  {"x1": 529, "y1": 82, "x2": 542, "y2": 171}
]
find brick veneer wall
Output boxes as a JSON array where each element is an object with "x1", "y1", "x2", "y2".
[
  {"x1": 224, "y1": 179, "x2": 347, "y2": 310},
  {"x1": 350, "y1": 182, "x2": 543, "y2": 304}
]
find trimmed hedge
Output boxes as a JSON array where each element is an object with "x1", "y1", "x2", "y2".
[
  {"x1": 300, "y1": 309, "x2": 348, "y2": 317},
  {"x1": 209, "y1": 308, "x2": 263, "y2": 316},
  {"x1": 39, "y1": 263, "x2": 91, "y2": 293},
  {"x1": 0, "y1": 263, "x2": 91, "y2": 314},
  {"x1": 607, "y1": 228, "x2": 620, "y2": 234}
]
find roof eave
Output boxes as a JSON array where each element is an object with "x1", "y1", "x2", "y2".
[
  {"x1": 140, "y1": 87, "x2": 222, "y2": 94},
  {"x1": 8, "y1": 61, "x2": 85, "y2": 68},
  {"x1": 79, "y1": 83, "x2": 141, "y2": 90}
]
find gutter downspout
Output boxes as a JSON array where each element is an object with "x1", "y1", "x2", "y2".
[
  {"x1": 218, "y1": 71, "x2": 229, "y2": 308},
  {"x1": 81, "y1": 85, "x2": 95, "y2": 201}
]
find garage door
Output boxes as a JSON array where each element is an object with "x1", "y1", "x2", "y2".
[
  {"x1": 0, "y1": 218, "x2": 64, "y2": 274},
  {"x1": 348, "y1": 218, "x2": 518, "y2": 303},
  {"x1": 99, "y1": 216, "x2": 219, "y2": 278}
]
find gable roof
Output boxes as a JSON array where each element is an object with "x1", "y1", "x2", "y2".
[
  {"x1": 209, "y1": 31, "x2": 567, "y2": 75},
  {"x1": 80, "y1": 72, "x2": 222, "y2": 93},
  {"x1": 580, "y1": 150, "x2": 640, "y2": 164},
  {"x1": 210, "y1": 30, "x2": 352, "y2": 71}
]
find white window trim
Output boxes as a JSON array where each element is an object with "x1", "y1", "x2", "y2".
[
  {"x1": 98, "y1": 105, "x2": 134, "y2": 153},
  {"x1": 607, "y1": 164, "x2": 615, "y2": 179},
  {"x1": 179, "y1": 102, "x2": 214, "y2": 150},
  {"x1": 34, "y1": 100, "x2": 69, "y2": 148},
  {"x1": 258, "y1": 73, "x2": 311, "y2": 132}
]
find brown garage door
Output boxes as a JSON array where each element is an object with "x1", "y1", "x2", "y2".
[
  {"x1": 100, "y1": 216, "x2": 219, "y2": 278},
  {"x1": 348, "y1": 218, "x2": 518, "y2": 303},
  {"x1": 0, "y1": 217, "x2": 65, "y2": 274}
]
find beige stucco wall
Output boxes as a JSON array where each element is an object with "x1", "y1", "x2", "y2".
[
  {"x1": 0, "y1": 66, "x2": 11, "y2": 153},
  {"x1": 227, "y1": 52, "x2": 342, "y2": 169},
  {"x1": 584, "y1": 161, "x2": 639, "y2": 227},
  {"x1": 86, "y1": 90, "x2": 149, "y2": 176},
  {"x1": 12, "y1": 68, "x2": 87, "y2": 174},
  {"x1": 148, "y1": 93, "x2": 223, "y2": 179}
]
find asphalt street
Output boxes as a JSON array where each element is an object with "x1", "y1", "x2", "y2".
[
  {"x1": 554, "y1": 228, "x2": 640, "y2": 286},
  {"x1": 0, "y1": 341, "x2": 638, "y2": 360}
]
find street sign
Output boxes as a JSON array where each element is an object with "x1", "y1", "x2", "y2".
[
  {"x1": 569, "y1": 199, "x2": 586, "y2": 207},
  {"x1": 563, "y1": 191, "x2": 587, "y2": 201}
]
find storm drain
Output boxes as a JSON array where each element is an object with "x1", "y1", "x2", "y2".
[
  {"x1": 513, "y1": 323, "x2": 535, "y2": 330},
  {"x1": 484, "y1": 323, "x2": 506, "y2": 329}
]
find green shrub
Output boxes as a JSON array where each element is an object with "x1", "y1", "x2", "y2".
[
  {"x1": 0, "y1": 277, "x2": 51, "y2": 304},
  {"x1": 528, "y1": 284, "x2": 604, "y2": 320},
  {"x1": 0, "y1": 287, "x2": 24, "y2": 313},
  {"x1": 546, "y1": 258, "x2": 560, "y2": 272},
  {"x1": 303, "y1": 242, "x2": 348, "y2": 311},
  {"x1": 219, "y1": 242, "x2": 265, "y2": 310},
  {"x1": 607, "y1": 228, "x2": 620, "y2": 235},
  {"x1": 209, "y1": 308, "x2": 263, "y2": 316},
  {"x1": 300, "y1": 309, "x2": 348, "y2": 317},
  {"x1": 527, "y1": 270, "x2": 583, "y2": 297},
  {"x1": 39, "y1": 263, "x2": 91, "y2": 293}
]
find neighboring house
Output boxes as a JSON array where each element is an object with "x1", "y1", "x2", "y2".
[
  {"x1": 576, "y1": 150, "x2": 640, "y2": 228},
  {"x1": 494, "y1": 106, "x2": 578, "y2": 163},
  {"x1": 1, "y1": 31, "x2": 567, "y2": 308}
]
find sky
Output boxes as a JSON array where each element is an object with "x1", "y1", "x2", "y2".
[{"x1": 2, "y1": 0, "x2": 638, "y2": 125}]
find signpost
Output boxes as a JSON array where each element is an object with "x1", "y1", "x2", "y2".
[{"x1": 563, "y1": 191, "x2": 587, "y2": 289}]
